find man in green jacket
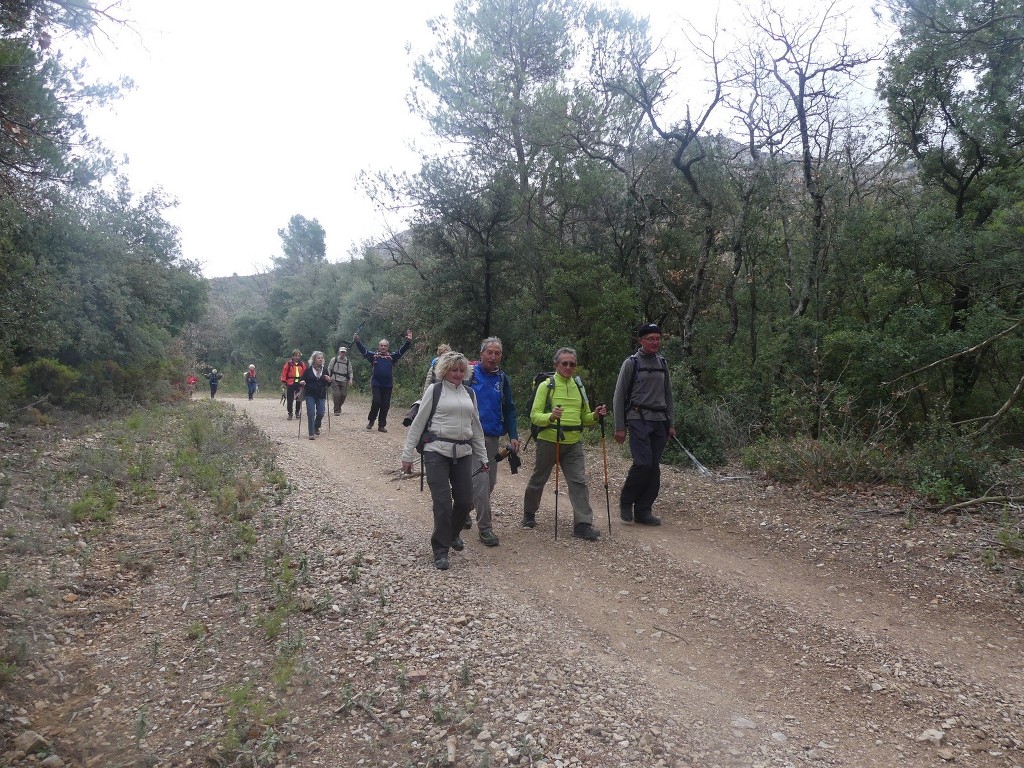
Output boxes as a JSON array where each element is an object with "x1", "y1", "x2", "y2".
[{"x1": 521, "y1": 347, "x2": 608, "y2": 540}]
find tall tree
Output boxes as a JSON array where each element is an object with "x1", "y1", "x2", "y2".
[
  {"x1": 271, "y1": 214, "x2": 327, "y2": 275},
  {"x1": 0, "y1": 0, "x2": 126, "y2": 201},
  {"x1": 880, "y1": 0, "x2": 1024, "y2": 409}
]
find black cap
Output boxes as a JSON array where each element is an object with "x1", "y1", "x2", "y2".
[{"x1": 637, "y1": 323, "x2": 662, "y2": 337}]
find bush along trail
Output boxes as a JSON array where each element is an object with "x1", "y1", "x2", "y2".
[{"x1": 1, "y1": 394, "x2": 1022, "y2": 768}]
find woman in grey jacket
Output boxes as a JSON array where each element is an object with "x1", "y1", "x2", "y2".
[{"x1": 402, "y1": 351, "x2": 488, "y2": 570}]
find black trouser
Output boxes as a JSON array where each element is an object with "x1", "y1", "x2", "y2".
[
  {"x1": 620, "y1": 419, "x2": 669, "y2": 517},
  {"x1": 286, "y1": 383, "x2": 303, "y2": 416},
  {"x1": 367, "y1": 385, "x2": 393, "y2": 428}
]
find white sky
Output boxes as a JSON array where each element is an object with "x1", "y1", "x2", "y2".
[{"x1": 76, "y1": 1, "x2": 886, "y2": 278}]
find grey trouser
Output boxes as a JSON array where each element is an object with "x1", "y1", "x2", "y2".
[
  {"x1": 331, "y1": 380, "x2": 349, "y2": 413},
  {"x1": 425, "y1": 451, "x2": 474, "y2": 558},
  {"x1": 523, "y1": 439, "x2": 593, "y2": 526},
  {"x1": 473, "y1": 435, "x2": 500, "y2": 532}
]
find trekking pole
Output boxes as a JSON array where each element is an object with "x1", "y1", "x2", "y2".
[
  {"x1": 326, "y1": 395, "x2": 331, "y2": 434},
  {"x1": 553, "y1": 419, "x2": 562, "y2": 541},
  {"x1": 671, "y1": 434, "x2": 713, "y2": 477},
  {"x1": 419, "y1": 452, "x2": 424, "y2": 493},
  {"x1": 599, "y1": 413, "x2": 612, "y2": 537}
]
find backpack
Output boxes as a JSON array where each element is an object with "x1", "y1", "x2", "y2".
[
  {"x1": 527, "y1": 372, "x2": 589, "y2": 442},
  {"x1": 414, "y1": 383, "x2": 478, "y2": 454},
  {"x1": 624, "y1": 353, "x2": 669, "y2": 415}
]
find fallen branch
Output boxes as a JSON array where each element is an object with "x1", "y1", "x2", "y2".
[
  {"x1": 653, "y1": 625, "x2": 688, "y2": 643},
  {"x1": 942, "y1": 496, "x2": 1024, "y2": 513},
  {"x1": 208, "y1": 588, "x2": 259, "y2": 600},
  {"x1": 334, "y1": 696, "x2": 391, "y2": 732}
]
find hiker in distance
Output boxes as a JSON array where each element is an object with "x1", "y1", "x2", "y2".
[
  {"x1": 422, "y1": 343, "x2": 451, "y2": 392},
  {"x1": 206, "y1": 368, "x2": 223, "y2": 399},
  {"x1": 522, "y1": 347, "x2": 608, "y2": 541},
  {"x1": 612, "y1": 323, "x2": 676, "y2": 526},
  {"x1": 298, "y1": 351, "x2": 331, "y2": 440},
  {"x1": 467, "y1": 336, "x2": 520, "y2": 547},
  {"x1": 401, "y1": 351, "x2": 488, "y2": 571},
  {"x1": 354, "y1": 328, "x2": 412, "y2": 433},
  {"x1": 328, "y1": 345, "x2": 354, "y2": 416},
  {"x1": 244, "y1": 364, "x2": 258, "y2": 400},
  {"x1": 280, "y1": 349, "x2": 306, "y2": 421}
]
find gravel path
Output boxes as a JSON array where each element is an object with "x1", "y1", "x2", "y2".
[{"x1": 237, "y1": 394, "x2": 1024, "y2": 768}]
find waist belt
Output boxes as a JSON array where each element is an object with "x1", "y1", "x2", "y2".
[
  {"x1": 630, "y1": 404, "x2": 667, "y2": 413},
  {"x1": 431, "y1": 435, "x2": 473, "y2": 446},
  {"x1": 540, "y1": 424, "x2": 583, "y2": 432}
]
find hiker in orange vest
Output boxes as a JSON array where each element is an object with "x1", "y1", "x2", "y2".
[{"x1": 279, "y1": 349, "x2": 307, "y2": 420}]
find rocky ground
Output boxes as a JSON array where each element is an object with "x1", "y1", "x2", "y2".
[{"x1": 1, "y1": 393, "x2": 1022, "y2": 768}]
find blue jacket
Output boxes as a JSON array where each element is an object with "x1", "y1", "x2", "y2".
[
  {"x1": 355, "y1": 339, "x2": 411, "y2": 388},
  {"x1": 468, "y1": 364, "x2": 519, "y2": 440}
]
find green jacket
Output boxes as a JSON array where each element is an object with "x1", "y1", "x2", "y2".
[{"x1": 529, "y1": 373, "x2": 596, "y2": 445}]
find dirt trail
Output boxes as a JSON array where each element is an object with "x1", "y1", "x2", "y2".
[{"x1": 234, "y1": 394, "x2": 1024, "y2": 767}]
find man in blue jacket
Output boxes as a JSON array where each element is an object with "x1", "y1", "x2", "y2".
[
  {"x1": 467, "y1": 337, "x2": 519, "y2": 546},
  {"x1": 354, "y1": 329, "x2": 412, "y2": 432}
]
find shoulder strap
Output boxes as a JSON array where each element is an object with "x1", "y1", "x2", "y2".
[
  {"x1": 573, "y1": 375, "x2": 589, "y2": 408},
  {"x1": 543, "y1": 375, "x2": 556, "y2": 412},
  {"x1": 426, "y1": 382, "x2": 443, "y2": 429}
]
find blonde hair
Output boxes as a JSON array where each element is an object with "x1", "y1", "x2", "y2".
[
  {"x1": 436, "y1": 343, "x2": 452, "y2": 356},
  {"x1": 434, "y1": 351, "x2": 469, "y2": 381}
]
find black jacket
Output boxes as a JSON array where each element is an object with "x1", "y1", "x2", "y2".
[{"x1": 299, "y1": 367, "x2": 331, "y2": 399}]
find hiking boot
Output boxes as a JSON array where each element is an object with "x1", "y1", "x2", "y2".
[
  {"x1": 378, "y1": 427, "x2": 388, "y2": 433},
  {"x1": 619, "y1": 505, "x2": 633, "y2": 523},
  {"x1": 451, "y1": 536, "x2": 464, "y2": 552},
  {"x1": 288, "y1": 414, "x2": 293, "y2": 421},
  {"x1": 434, "y1": 556, "x2": 449, "y2": 571},
  {"x1": 521, "y1": 513, "x2": 536, "y2": 529},
  {"x1": 635, "y1": 513, "x2": 662, "y2": 526},
  {"x1": 366, "y1": 423, "x2": 373, "y2": 430},
  {"x1": 573, "y1": 523, "x2": 601, "y2": 541},
  {"x1": 308, "y1": 435, "x2": 315, "y2": 441},
  {"x1": 315, "y1": 429, "x2": 321, "y2": 435},
  {"x1": 463, "y1": 518, "x2": 472, "y2": 530},
  {"x1": 334, "y1": 410, "x2": 341, "y2": 416},
  {"x1": 479, "y1": 529, "x2": 499, "y2": 547}
]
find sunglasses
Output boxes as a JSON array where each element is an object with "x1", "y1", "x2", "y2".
[{"x1": 557, "y1": 361, "x2": 577, "y2": 368}]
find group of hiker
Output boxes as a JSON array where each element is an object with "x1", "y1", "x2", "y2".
[
  {"x1": 277, "y1": 330, "x2": 411, "y2": 440},
  {"x1": 207, "y1": 322, "x2": 676, "y2": 571},
  {"x1": 400, "y1": 324, "x2": 675, "y2": 571}
]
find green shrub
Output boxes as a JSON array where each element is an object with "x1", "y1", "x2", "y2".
[
  {"x1": 742, "y1": 436, "x2": 897, "y2": 487},
  {"x1": 903, "y1": 418, "x2": 994, "y2": 500},
  {"x1": 70, "y1": 485, "x2": 118, "y2": 524},
  {"x1": 17, "y1": 358, "x2": 80, "y2": 405},
  {"x1": 670, "y1": 369, "x2": 724, "y2": 466}
]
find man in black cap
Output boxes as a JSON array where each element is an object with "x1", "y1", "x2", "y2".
[{"x1": 612, "y1": 323, "x2": 676, "y2": 525}]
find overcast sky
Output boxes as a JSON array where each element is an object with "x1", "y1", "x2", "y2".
[{"x1": 77, "y1": 1, "x2": 885, "y2": 278}]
